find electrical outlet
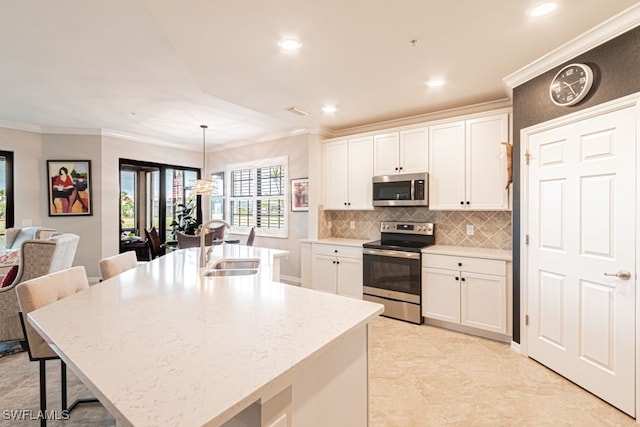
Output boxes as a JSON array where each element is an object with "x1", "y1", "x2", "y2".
[
  {"x1": 466, "y1": 224, "x2": 474, "y2": 236},
  {"x1": 350, "y1": 221, "x2": 355, "y2": 230}
]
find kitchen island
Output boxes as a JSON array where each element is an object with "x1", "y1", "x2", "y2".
[{"x1": 27, "y1": 245, "x2": 383, "y2": 426}]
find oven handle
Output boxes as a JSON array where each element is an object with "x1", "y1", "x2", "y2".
[{"x1": 363, "y1": 248, "x2": 421, "y2": 260}]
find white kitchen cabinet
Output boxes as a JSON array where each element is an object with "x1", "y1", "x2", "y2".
[
  {"x1": 373, "y1": 127, "x2": 428, "y2": 176},
  {"x1": 422, "y1": 253, "x2": 506, "y2": 334},
  {"x1": 312, "y1": 244, "x2": 363, "y2": 299},
  {"x1": 323, "y1": 136, "x2": 373, "y2": 210},
  {"x1": 429, "y1": 112, "x2": 509, "y2": 210},
  {"x1": 422, "y1": 267, "x2": 461, "y2": 323}
]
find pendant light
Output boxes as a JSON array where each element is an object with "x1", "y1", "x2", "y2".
[{"x1": 192, "y1": 124, "x2": 215, "y2": 195}]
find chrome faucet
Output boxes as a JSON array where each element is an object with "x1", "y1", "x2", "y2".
[{"x1": 200, "y1": 219, "x2": 231, "y2": 268}]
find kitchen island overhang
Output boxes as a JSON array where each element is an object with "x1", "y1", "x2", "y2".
[{"x1": 27, "y1": 244, "x2": 383, "y2": 426}]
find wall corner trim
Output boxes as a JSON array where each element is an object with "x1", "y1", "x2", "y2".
[{"x1": 503, "y1": 3, "x2": 640, "y2": 91}]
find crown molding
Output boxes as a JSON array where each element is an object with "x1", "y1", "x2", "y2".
[
  {"x1": 41, "y1": 127, "x2": 103, "y2": 136},
  {"x1": 100, "y1": 129, "x2": 197, "y2": 151},
  {"x1": 503, "y1": 3, "x2": 640, "y2": 93},
  {"x1": 331, "y1": 98, "x2": 512, "y2": 137},
  {"x1": 0, "y1": 119, "x2": 42, "y2": 133}
]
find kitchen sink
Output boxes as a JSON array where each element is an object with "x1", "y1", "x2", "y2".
[
  {"x1": 203, "y1": 268, "x2": 259, "y2": 277},
  {"x1": 202, "y1": 258, "x2": 261, "y2": 277},
  {"x1": 210, "y1": 258, "x2": 260, "y2": 270}
]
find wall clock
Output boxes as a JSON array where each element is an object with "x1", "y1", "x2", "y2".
[{"x1": 549, "y1": 63, "x2": 594, "y2": 106}]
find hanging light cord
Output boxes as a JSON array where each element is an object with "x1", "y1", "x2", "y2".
[{"x1": 201, "y1": 124, "x2": 208, "y2": 175}]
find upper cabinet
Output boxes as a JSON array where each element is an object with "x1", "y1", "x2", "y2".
[
  {"x1": 429, "y1": 113, "x2": 510, "y2": 210},
  {"x1": 373, "y1": 127, "x2": 428, "y2": 176},
  {"x1": 324, "y1": 136, "x2": 374, "y2": 210}
]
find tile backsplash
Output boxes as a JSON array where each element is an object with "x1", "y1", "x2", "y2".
[{"x1": 319, "y1": 207, "x2": 512, "y2": 250}]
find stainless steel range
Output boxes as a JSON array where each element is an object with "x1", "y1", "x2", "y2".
[{"x1": 362, "y1": 221, "x2": 435, "y2": 324}]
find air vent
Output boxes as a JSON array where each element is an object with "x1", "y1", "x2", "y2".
[{"x1": 285, "y1": 106, "x2": 310, "y2": 116}]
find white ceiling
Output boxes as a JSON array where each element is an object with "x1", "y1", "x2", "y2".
[{"x1": 0, "y1": 0, "x2": 637, "y2": 150}]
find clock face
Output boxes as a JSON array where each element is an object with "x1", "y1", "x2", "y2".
[{"x1": 549, "y1": 63, "x2": 594, "y2": 106}]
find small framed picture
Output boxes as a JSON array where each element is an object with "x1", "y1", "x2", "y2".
[
  {"x1": 47, "y1": 160, "x2": 93, "y2": 216},
  {"x1": 290, "y1": 178, "x2": 309, "y2": 212}
]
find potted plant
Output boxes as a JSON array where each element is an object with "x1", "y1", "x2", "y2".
[{"x1": 170, "y1": 199, "x2": 199, "y2": 239}]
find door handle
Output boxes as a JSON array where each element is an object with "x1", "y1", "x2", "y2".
[{"x1": 603, "y1": 270, "x2": 631, "y2": 280}]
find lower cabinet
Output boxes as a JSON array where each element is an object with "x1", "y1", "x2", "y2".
[
  {"x1": 312, "y1": 244, "x2": 362, "y2": 299},
  {"x1": 422, "y1": 253, "x2": 506, "y2": 334}
]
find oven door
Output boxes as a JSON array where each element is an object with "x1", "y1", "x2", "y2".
[{"x1": 362, "y1": 249, "x2": 421, "y2": 304}]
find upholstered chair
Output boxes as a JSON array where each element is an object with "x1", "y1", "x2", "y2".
[
  {"x1": 0, "y1": 233, "x2": 80, "y2": 343},
  {"x1": 99, "y1": 251, "x2": 138, "y2": 280},
  {"x1": 4, "y1": 227, "x2": 56, "y2": 250},
  {"x1": 16, "y1": 266, "x2": 98, "y2": 426}
]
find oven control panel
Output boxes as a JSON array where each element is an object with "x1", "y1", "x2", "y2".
[{"x1": 380, "y1": 222, "x2": 434, "y2": 235}]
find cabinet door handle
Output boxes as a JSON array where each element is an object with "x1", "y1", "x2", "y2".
[
  {"x1": 466, "y1": 201, "x2": 470, "y2": 205},
  {"x1": 348, "y1": 202, "x2": 351, "y2": 206},
  {"x1": 336, "y1": 261, "x2": 340, "y2": 265},
  {"x1": 455, "y1": 277, "x2": 459, "y2": 281},
  {"x1": 461, "y1": 277, "x2": 466, "y2": 281},
  {"x1": 460, "y1": 201, "x2": 464, "y2": 205},
  {"x1": 395, "y1": 167, "x2": 398, "y2": 171},
  {"x1": 334, "y1": 249, "x2": 338, "y2": 253},
  {"x1": 344, "y1": 202, "x2": 347, "y2": 205},
  {"x1": 458, "y1": 262, "x2": 462, "y2": 267}
]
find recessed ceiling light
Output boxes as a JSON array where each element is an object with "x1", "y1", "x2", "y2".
[
  {"x1": 426, "y1": 79, "x2": 446, "y2": 88},
  {"x1": 278, "y1": 38, "x2": 302, "y2": 51},
  {"x1": 528, "y1": 2, "x2": 558, "y2": 17},
  {"x1": 322, "y1": 106, "x2": 337, "y2": 114}
]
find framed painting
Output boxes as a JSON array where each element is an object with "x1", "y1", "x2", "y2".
[
  {"x1": 291, "y1": 178, "x2": 309, "y2": 212},
  {"x1": 47, "y1": 160, "x2": 93, "y2": 216}
]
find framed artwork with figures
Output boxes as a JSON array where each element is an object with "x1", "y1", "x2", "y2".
[
  {"x1": 47, "y1": 160, "x2": 93, "y2": 216},
  {"x1": 291, "y1": 178, "x2": 309, "y2": 212}
]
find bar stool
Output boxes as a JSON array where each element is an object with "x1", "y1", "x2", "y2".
[
  {"x1": 16, "y1": 266, "x2": 99, "y2": 426},
  {"x1": 99, "y1": 251, "x2": 138, "y2": 280}
]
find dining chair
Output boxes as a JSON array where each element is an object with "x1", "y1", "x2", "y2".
[
  {"x1": 16, "y1": 266, "x2": 99, "y2": 426},
  {"x1": 99, "y1": 251, "x2": 138, "y2": 280},
  {"x1": 177, "y1": 231, "x2": 214, "y2": 249},
  {"x1": 145, "y1": 226, "x2": 166, "y2": 259},
  {"x1": 246, "y1": 227, "x2": 256, "y2": 246},
  {"x1": 0, "y1": 233, "x2": 80, "y2": 343}
]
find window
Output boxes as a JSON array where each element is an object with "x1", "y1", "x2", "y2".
[
  {"x1": 0, "y1": 151, "x2": 14, "y2": 246},
  {"x1": 210, "y1": 172, "x2": 225, "y2": 221},
  {"x1": 119, "y1": 159, "x2": 200, "y2": 246},
  {"x1": 227, "y1": 156, "x2": 287, "y2": 237}
]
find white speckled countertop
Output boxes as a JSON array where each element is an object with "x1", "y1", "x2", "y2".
[
  {"x1": 27, "y1": 245, "x2": 383, "y2": 426},
  {"x1": 422, "y1": 245, "x2": 512, "y2": 261},
  {"x1": 300, "y1": 238, "x2": 369, "y2": 247}
]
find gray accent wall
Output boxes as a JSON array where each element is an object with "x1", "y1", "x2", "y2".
[{"x1": 512, "y1": 26, "x2": 640, "y2": 343}]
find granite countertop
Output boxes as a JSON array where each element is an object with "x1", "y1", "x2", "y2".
[
  {"x1": 28, "y1": 245, "x2": 383, "y2": 426},
  {"x1": 422, "y1": 245, "x2": 512, "y2": 261}
]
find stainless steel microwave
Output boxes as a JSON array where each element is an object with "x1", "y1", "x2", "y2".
[{"x1": 372, "y1": 172, "x2": 429, "y2": 207}]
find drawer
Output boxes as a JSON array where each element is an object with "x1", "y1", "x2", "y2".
[
  {"x1": 422, "y1": 254, "x2": 505, "y2": 276},
  {"x1": 313, "y1": 244, "x2": 362, "y2": 259}
]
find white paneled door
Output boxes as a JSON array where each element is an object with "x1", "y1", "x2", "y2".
[{"x1": 527, "y1": 106, "x2": 636, "y2": 416}]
